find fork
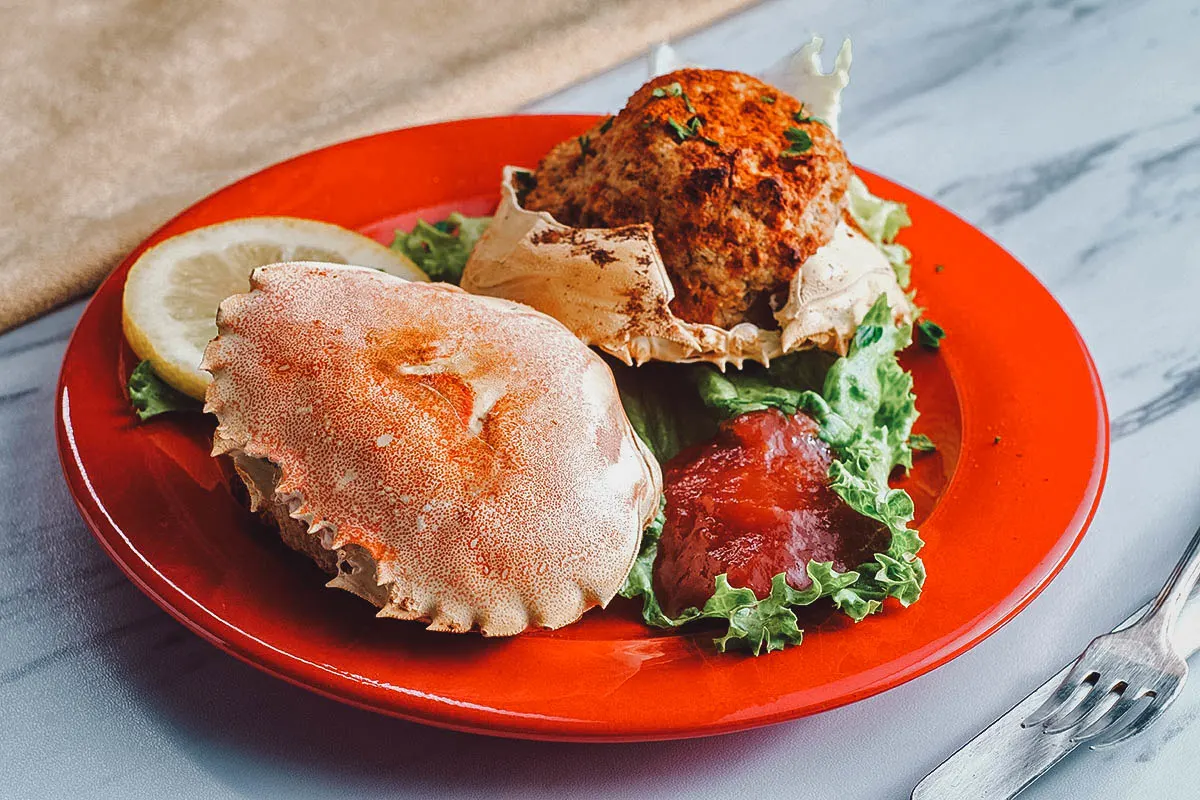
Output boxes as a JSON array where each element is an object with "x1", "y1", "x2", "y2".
[{"x1": 1022, "y1": 522, "x2": 1200, "y2": 748}]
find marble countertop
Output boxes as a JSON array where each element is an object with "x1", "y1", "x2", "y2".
[{"x1": 4, "y1": 0, "x2": 1199, "y2": 797}]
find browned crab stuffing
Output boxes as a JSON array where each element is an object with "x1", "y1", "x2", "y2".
[{"x1": 522, "y1": 68, "x2": 851, "y2": 330}]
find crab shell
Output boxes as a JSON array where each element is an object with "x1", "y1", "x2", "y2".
[
  {"x1": 460, "y1": 168, "x2": 914, "y2": 367},
  {"x1": 202, "y1": 262, "x2": 662, "y2": 636}
]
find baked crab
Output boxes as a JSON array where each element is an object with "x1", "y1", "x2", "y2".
[
  {"x1": 202, "y1": 262, "x2": 661, "y2": 636},
  {"x1": 460, "y1": 39, "x2": 913, "y2": 366}
]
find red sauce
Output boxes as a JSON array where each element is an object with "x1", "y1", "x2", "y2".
[{"x1": 654, "y1": 409, "x2": 889, "y2": 616}]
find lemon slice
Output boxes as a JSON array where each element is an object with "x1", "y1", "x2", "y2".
[{"x1": 122, "y1": 216, "x2": 427, "y2": 400}]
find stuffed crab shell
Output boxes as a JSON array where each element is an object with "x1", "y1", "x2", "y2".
[
  {"x1": 202, "y1": 262, "x2": 661, "y2": 636},
  {"x1": 460, "y1": 64, "x2": 913, "y2": 366}
]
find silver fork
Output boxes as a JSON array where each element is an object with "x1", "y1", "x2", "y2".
[{"x1": 1022, "y1": 522, "x2": 1200, "y2": 748}]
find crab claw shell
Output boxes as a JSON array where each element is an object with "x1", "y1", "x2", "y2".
[
  {"x1": 202, "y1": 262, "x2": 661, "y2": 636},
  {"x1": 460, "y1": 167, "x2": 913, "y2": 367}
]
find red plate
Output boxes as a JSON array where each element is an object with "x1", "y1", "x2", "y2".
[{"x1": 55, "y1": 115, "x2": 1107, "y2": 741}]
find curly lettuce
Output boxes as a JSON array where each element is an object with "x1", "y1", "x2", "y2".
[
  {"x1": 127, "y1": 360, "x2": 201, "y2": 421},
  {"x1": 390, "y1": 213, "x2": 490, "y2": 285},
  {"x1": 847, "y1": 174, "x2": 913, "y2": 287},
  {"x1": 619, "y1": 295, "x2": 925, "y2": 653}
]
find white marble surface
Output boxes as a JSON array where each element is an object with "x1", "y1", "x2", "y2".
[{"x1": 4, "y1": 0, "x2": 1200, "y2": 797}]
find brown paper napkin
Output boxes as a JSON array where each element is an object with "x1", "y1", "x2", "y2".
[{"x1": 0, "y1": 0, "x2": 751, "y2": 332}]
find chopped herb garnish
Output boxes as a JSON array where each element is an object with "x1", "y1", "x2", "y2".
[
  {"x1": 785, "y1": 126, "x2": 812, "y2": 143},
  {"x1": 934, "y1": 264, "x2": 945, "y2": 273},
  {"x1": 578, "y1": 134, "x2": 592, "y2": 157},
  {"x1": 761, "y1": 95, "x2": 776, "y2": 104},
  {"x1": 781, "y1": 127, "x2": 813, "y2": 157},
  {"x1": 666, "y1": 117, "x2": 693, "y2": 142},
  {"x1": 794, "y1": 110, "x2": 829, "y2": 127},
  {"x1": 993, "y1": 435, "x2": 1002, "y2": 445},
  {"x1": 910, "y1": 434, "x2": 937, "y2": 452},
  {"x1": 917, "y1": 319, "x2": 946, "y2": 350},
  {"x1": 665, "y1": 114, "x2": 718, "y2": 146},
  {"x1": 599, "y1": 116, "x2": 614, "y2": 134},
  {"x1": 652, "y1": 81, "x2": 695, "y2": 113}
]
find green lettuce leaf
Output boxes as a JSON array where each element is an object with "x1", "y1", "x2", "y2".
[
  {"x1": 823, "y1": 299, "x2": 918, "y2": 471},
  {"x1": 390, "y1": 213, "x2": 490, "y2": 284},
  {"x1": 689, "y1": 348, "x2": 836, "y2": 419},
  {"x1": 127, "y1": 360, "x2": 201, "y2": 421},
  {"x1": 625, "y1": 561, "x2": 865, "y2": 656},
  {"x1": 617, "y1": 503, "x2": 674, "y2": 627},
  {"x1": 692, "y1": 367, "x2": 806, "y2": 419},
  {"x1": 619, "y1": 295, "x2": 925, "y2": 653},
  {"x1": 847, "y1": 174, "x2": 913, "y2": 288},
  {"x1": 613, "y1": 351, "x2": 836, "y2": 463},
  {"x1": 910, "y1": 433, "x2": 936, "y2": 452},
  {"x1": 609, "y1": 360, "x2": 717, "y2": 463}
]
